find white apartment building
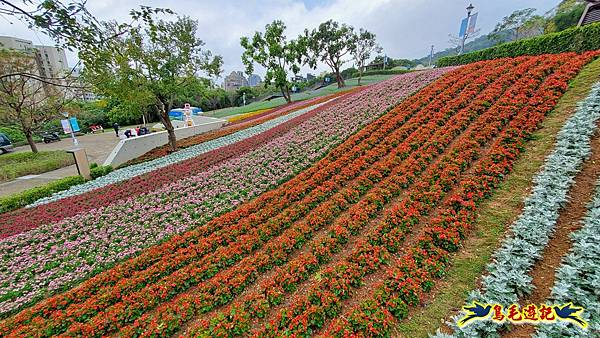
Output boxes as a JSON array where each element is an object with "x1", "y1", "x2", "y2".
[{"x1": 0, "y1": 36, "x2": 70, "y2": 78}]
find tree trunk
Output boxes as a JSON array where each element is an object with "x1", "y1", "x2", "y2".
[
  {"x1": 157, "y1": 102, "x2": 177, "y2": 152},
  {"x1": 335, "y1": 67, "x2": 345, "y2": 88},
  {"x1": 25, "y1": 130, "x2": 37, "y2": 153},
  {"x1": 358, "y1": 69, "x2": 363, "y2": 86},
  {"x1": 281, "y1": 86, "x2": 291, "y2": 103}
]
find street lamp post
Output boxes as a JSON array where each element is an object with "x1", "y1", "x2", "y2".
[{"x1": 460, "y1": 3, "x2": 475, "y2": 55}]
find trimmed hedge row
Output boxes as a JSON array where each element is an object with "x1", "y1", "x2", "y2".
[
  {"x1": 437, "y1": 22, "x2": 600, "y2": 67},
  {"x1": 352, "y1": 68, "x2": 411, "y2": 78},
  {"x1": 0, "y1": 176, "x2": 85, "y2": 214}
]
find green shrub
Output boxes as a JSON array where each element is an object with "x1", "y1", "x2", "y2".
[
  {"x1": 437, "y1": 22, "x2": 600, "y2": 67},
  {"x1": 0, "y1": 151, "x2": 74, "y2": 181},
  {"x1": 90, "y1": 164, "x2": 113, "y2": 179},
  {"x1": 351, "y1": 69, "x2": 411, "y2": 78},
  {"x1": 0, "y1": 176, "x2": 85, "y2": 213},
  {"x1": 0, "y1": 126, "x2": 26, "y2": 144}
]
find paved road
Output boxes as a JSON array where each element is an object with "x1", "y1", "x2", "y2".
[{"x1": 0, "y1": 131, "x2": 121, "y2": 198}]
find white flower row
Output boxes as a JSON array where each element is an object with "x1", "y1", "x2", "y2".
[
  {"x1": 29, "y1": 101, "x2": 328, "y2": 207},
  {"x1": 534, "y1": 181, "x2": 600, "y2": 337},
  {"x1": 436, "y1": 82, "x2": 600, "y2": 337}
]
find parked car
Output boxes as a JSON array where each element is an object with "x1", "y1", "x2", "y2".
[{"x1": 0, "y1": 133, "x2": 14, "y2": 153}]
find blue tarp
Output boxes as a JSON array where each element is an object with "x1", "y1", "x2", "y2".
[{"x1": 168, "y1": 107, "x2": 203, "y2": 120}]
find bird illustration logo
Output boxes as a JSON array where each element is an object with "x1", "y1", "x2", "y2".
[
  {"x1": 458, "y1": 301, "x2": 492, "y2": 326},
  {"x1": 553, "y1": 303, "x2": 588, "y2": 328}
]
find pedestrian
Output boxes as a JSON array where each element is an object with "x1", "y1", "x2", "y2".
[{"x1": 113, "y1": 122, "x2": 119, "y2": 137}]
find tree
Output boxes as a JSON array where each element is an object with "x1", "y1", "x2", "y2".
[
  {"x1": 303, "y1": 20, "x2": 356, "y2": 88},
  {"x1": 0, "y1": 49, "x2": 68, "y2": 152},
  {"x1": 80, "y1": 13, "x2": 222, "y2": 152},
  {"x1": 545, "y1": 0, "x2": 586, "y2": 33},
  {"x1": 519, "y1": 15, "x2": 546, "y2": 39},
  {"x1": 0, "y1": 0, "x2": 138, "y2": 86},
  {"x1": 489, "y1": 8, "x2": 538, "y2": 42},
  {"x1": 240, "y1": 20, "x2": 301, "y2": 103},
  {"x1": 351, "y1": 28, "x2": 381, "y2": 85}
]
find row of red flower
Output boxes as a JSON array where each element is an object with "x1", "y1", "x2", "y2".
[
  {"x1": 0, "y1": 87, "x2": 360, "y2": 238},
  {"x1": 183, "y1": 55, "x2": 552, "y2": 337},
  {"x1": 321, "y1": 51, "x2": 597, "y2": 337},
  {"x1": 0, "y1": 63, "x2": 481, "y2": 336},
  {"x1": 250, "y1": 55, "x2": 574, "y2": 337}
]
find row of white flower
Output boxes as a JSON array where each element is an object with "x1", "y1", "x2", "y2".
[
  {"x1": 29, "y1": 101, "x2": 328, "y2": 207},
  {"x1": 436, "y1": 82, "x2": 600, "y2": 337},
  {"x1": 534, "y1": 180, "x2": 600, "y2": 337}
]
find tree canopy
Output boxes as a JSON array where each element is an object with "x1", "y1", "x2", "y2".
[
  {"x1": 302, "y1": 20, "x2": 356, "y2": 88},
  {"x1": 240, "y1": 20, "x2": 302, "y2": 103},
  {"x1": 0, "y1": 49, "x2": 69, "y2": 152},
  {"x1": 351, "y1": 28, "x2": 381, "y2": 85},
  {"x1": 80, "y1": 13, "x2": 222, "y2": 151}
]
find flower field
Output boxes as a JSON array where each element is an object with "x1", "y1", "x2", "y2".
[
  {"x1": 0, "y1": 51, "x2": 596, "y2": 337},
  {"x1": 0, "y1": 69, "x2": 446, "y2": 316},
  {"x1": 0, "y1": 70, "x2": 442, "y2": 240}
]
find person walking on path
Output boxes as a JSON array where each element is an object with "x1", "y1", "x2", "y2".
[{"x1": 113, "y1": 122, "x2": 119, "y2": 137}]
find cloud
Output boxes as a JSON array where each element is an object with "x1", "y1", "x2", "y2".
[{"x1": 1, "y1": 0, "x2": 559, "y2": 78}]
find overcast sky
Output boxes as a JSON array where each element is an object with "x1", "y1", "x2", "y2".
[{"x1": 1, "y1": 0, "x2": 559, "y2": 79}]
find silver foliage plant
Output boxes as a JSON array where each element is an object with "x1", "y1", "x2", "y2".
[
  {"x1": 434, "y1": 82, "x2": 600, "y2": 337},
  {"x1": 535, "y1": 181, "x2": 600, "y2": 337}
]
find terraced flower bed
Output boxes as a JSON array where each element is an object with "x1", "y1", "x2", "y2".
[
  {"x1": 0, "y1": 69, "x2": 447, "y2": 317},
  {"x1": 1, "y1": 51, "x2": 596, "y2": 337}
]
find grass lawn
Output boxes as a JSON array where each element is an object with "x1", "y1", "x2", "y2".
[
  {"x1": 204, "y1": 74, "x2": 396, "y2": 118},
  {"x1": 393, "y1": 58, "x2": 600, "y2": 337},
  {"x1": 0, "y1": 150, "x2": 74, "y2": 182}
]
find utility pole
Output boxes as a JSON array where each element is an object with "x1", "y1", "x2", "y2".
[
  {"x1": 460, "y1": 3, "x2": 475, "y2": 55},
  {"x1": 428, "y1": 45, "x2": 434, "y2": 67}
]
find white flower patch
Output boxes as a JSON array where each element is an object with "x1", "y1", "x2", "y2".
[{"x1": 534, "y1": 181, "x2": 600, "y2": 337}]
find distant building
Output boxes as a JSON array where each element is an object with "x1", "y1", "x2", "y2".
[
  {"x1": 579, "y1": 1, "x2": 600, "y2": 26},
  {"x1": 34, "y1": 45, "x2": 69, "y2": 79},
  {"x1": 306, "y1": 73, "x2": 315, "y2": 81},
  {"x1": 248, "y1": 74, "x2": 262, "y2": 87},
  {"x1": 0, "y1": 36, "x2": 35, "y2": 51},
  {"x1": 71, "y1": 68, "x2": 99, "y2": 102},
  {"x1": 223, "y1": 71, "x2": 249, "y2": 91},
  {"x1": 0, "y1": 36, "x2": 70, "y2": 79},
  {"x1": 292, "y1": 75, "x2": 305, "y2": 82}
]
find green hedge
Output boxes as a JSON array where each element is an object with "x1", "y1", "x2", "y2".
[
  {"x1": 351, "y1": 69, "x2": 411, "y2": 78},
  {"x1": 0, "y1": 176, "x2": 85, "y2": 213},
  {"x1": 90, "y1": 163, "x2": 113, "y2": 179},
  {"x1": 437, "y1": 22, "x2": 600, "y2": 67}
]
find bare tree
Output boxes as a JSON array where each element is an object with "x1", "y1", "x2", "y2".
[{"x1": 0, "y1": 49, "x2": 70, "y2": 152}]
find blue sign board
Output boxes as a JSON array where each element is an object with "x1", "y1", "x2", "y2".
[
  {"x1": 69, "y1": 117, "x2": 80, "y2": 132},
  {"x1": 459, "y1": 17, "x2": 469, "y2": 37}
]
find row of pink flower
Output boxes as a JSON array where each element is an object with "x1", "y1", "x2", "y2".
[{"x1": 0, "y1": 69, "x2": 451, "y2": 316}]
